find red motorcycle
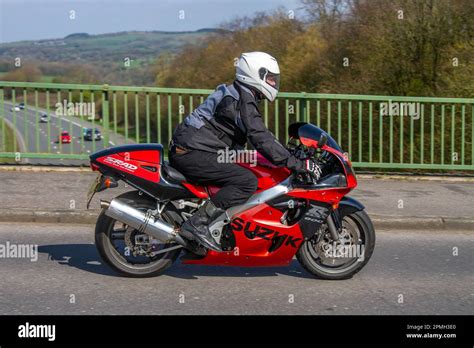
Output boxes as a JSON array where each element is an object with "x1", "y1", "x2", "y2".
[{"x1": 87, "y1": 122, "x2": 375, "y2": 279}]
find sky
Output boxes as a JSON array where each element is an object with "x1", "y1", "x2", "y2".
[{"x1": 0, "y1": 0, "x2": 304, "y2": 43}]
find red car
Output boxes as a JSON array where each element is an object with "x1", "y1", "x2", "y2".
[{"x1": 59, "y1": 131, "x2": 72, "y2": 144}]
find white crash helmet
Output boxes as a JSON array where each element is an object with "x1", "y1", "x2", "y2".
[{"x1": 235, "y1": 52, "x2": 280, "y2": 102}]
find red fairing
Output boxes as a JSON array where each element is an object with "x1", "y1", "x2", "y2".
[
  {"x1": 288, "y1": 187, "x2": 351, "y2": 205},
  {"x1": 183, "y1": 203, "x2": 303, "y2": 266},
  {"x1": 121, "y1": 150, "x2": 160, "y2": 164},
  {"x1": 181, "y1": 182, "x2": 209, "y2": 199},
  {"x1": 96, "y1": 150, "x2": 160, "y2": 182},
  {"x1": 238, "y1": 152, "x2": 291, "y2": 191},
  {"x1": 300, "y1": 137, "x2": 357, "y2": 189},
  {"x1": 205, "y1": 152, "x2": 291, "y2": 198},
  {"x1": 319, "y1": 144, "x2": 358, "y2": 189}
]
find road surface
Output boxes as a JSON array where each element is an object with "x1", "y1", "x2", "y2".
[{"x1": 0, "y1": 222, "x2": 472, "y2": 315}]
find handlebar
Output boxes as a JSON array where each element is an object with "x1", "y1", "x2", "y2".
[{"x1": 286, "y1": 142, "x2": 338, "y2": 185}]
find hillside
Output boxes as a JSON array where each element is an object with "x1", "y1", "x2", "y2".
[
  {"x1": 0, "y1": 29, "x2": 221, "y2": 65},
  {"x1": 0, "y1": 29, "x2": 224, "y2": 85}
]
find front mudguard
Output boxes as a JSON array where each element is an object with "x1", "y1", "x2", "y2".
[
  {"x1": 298, "y1": 196, "x2": 365, "y2": 240},
  {"x1": 338, "y1": 196, "x2": 365, "y2": 218}
]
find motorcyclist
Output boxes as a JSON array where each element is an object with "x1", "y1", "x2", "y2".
[{"x1": 169, "y1": 51, "x2": 322, "y2": 252}]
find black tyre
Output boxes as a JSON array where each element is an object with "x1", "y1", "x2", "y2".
[
  {"x1": 95, "y1": 191, "x2": 182, "y2": 277},
  {"x1": 296, "y1": 210, "x2": 375, "y2": 280}
]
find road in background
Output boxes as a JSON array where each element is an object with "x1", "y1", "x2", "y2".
[
  {"x1": 1, "y1": 101, "x2": 131, "y2": 165},
  {"x1": 1, "y1": 171, "x2": 473, "y2": 219}
]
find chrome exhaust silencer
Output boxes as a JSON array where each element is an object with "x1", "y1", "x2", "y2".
[{"x1": 101, "y1": 199, "x2": 188, "y2": 247}]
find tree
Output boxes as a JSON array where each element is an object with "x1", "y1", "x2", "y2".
[
  {"x1": 154, "y1": 11, "x2": 306, "y2": 91},
  {"x1": 2, "y1": 65, "x2": 42, "y2": 82}
]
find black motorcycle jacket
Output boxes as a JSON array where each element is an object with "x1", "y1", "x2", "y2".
[{"x1": 172, "y1": 80, "x2": 304, "y2": 171}]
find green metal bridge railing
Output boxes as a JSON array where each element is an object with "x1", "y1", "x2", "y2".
[{"x1": 1, "y1": 81, "x2": 473, "y2": 171}]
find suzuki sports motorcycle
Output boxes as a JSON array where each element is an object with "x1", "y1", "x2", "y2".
[{"x1": 87, "y1": 122, "x2": 375, "y2": 280}]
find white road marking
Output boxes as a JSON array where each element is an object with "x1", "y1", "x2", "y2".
[{"x1": 4, "y1": 103, "x2": 128, "y2": 158}]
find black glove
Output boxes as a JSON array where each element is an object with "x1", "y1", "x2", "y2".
[{"x1": 302, "y1": 159, "x2": 322, "y2": 182}]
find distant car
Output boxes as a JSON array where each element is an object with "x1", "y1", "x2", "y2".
[
  {"x1": 83, "y1": 128, "x2": 102, "y2": 141},
  {"x1": 10, "y1": 105, "x2": 20, "y2": 112},
  {"x1": 18, "y1": 103, "x2": 25, "y2": 110},
  {"x1": 40, "y1": 113, "x2": 48, "y2": 123},
  {"x1": 59, "y1": 131, "x2": 72, "y2": 144}
]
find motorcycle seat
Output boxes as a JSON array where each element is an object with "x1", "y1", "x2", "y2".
[{"x1": 161, "y1": 161, "x2": 186, "y2": 184}]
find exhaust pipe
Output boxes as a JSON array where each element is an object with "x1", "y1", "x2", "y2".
[{"x1": 101, "y1": 199, "x2": 188, "y2": 247}]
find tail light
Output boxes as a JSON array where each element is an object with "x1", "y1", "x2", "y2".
[{"x1": 98, "y1": 176, "x2": 119, "y2": 192}]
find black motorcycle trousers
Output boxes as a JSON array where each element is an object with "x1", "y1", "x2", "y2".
[{"x1": 169, "y1": 149, "x2": 258, "y2": 210}]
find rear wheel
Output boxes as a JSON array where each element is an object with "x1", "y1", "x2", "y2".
[
  {"x1": 95, "y1": 191, "x2": 183, "y2": 277},
  {"x1": 296, "y1": 210, "x2": 375, "y2": 280}
]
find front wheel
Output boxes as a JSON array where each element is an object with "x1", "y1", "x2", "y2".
[{"x1": 296, "y1": 210, "x2": 375, "y2": 280}]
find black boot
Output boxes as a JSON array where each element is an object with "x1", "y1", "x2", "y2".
[{"x1": 180, "y1": 201, "x2": 225, "y2": 252}]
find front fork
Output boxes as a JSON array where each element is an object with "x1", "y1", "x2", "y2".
[{"x1": 326, "y1": 209, "x2": 342, "y2": 241}]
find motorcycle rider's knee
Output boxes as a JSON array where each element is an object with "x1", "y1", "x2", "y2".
[{"x1": 241, "y1": 171, "x2": 258, "y2": 193}]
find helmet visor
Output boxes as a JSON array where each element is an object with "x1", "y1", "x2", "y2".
[{"x1": 265, "y1": 71, "x2": 280, "y2": 90}]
